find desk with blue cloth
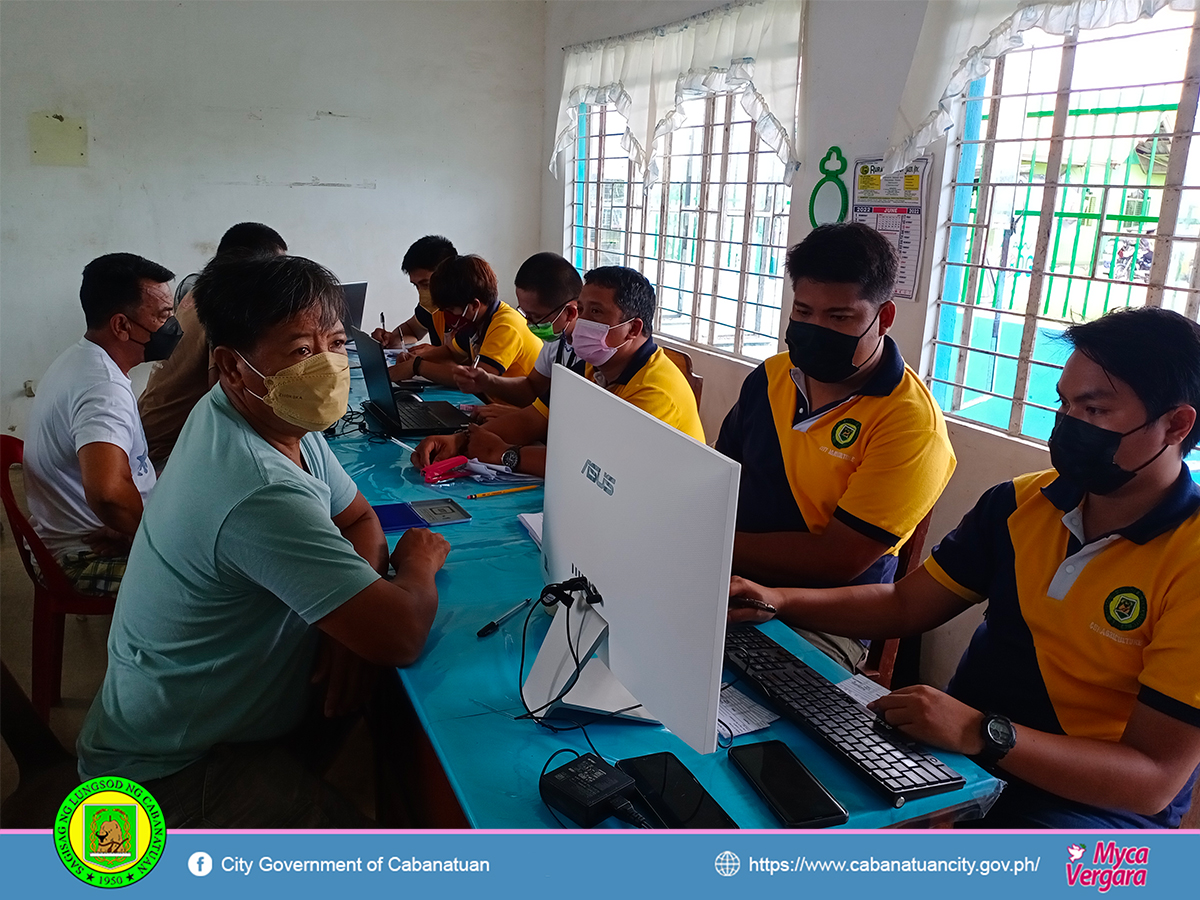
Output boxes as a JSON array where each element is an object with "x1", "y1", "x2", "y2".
[{"x1": 326, "y1": 366, "x2": 1003, "y2": 828}]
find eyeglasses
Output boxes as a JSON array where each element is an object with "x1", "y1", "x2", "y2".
[{"x1": 518, "y1": 302, "x2": 568, "y2": 327}]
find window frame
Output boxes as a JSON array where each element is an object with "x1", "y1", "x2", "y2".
[
  {"x1": 928, "y1": 15, "x2": 1200, "y2": 441},
  {"x1": 567, "y1": 94, "x2": 792, "y2": 362}
]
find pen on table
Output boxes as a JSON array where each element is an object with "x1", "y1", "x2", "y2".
[
  {"x1": 388, "y1": 436, "x2": 417, "y2": 454},
  {"x1": 467, "y1": 485, "x2": 539, "y2": 499},
  {"x1": 477, "y1": 597, "x2": 535, "y2": 638}
]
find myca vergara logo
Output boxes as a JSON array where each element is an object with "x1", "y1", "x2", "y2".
[
  {"x1": 55, "y1": 777, "x2": 165, "y2": 888},
  {"x1": 1103, "y1": 587, "x2": 1147, "y2": 631},
  {"x1": 831, "y1": 418, "x2": 862, "y2": 450},
  {"x1": 1065, "y1": 841, "x2": 1149, "y2": 892}
]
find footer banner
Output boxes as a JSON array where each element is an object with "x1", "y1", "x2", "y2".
[{"x1": 1, "y1": 829, "x2": 1194, "y2": 898}]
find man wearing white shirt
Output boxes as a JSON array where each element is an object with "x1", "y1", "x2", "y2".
[
  {"x1": 24, "y1": 252, "x2": 178, "y2": 595},
  {"x1": 452, "y1": 251, "x2": 584, "y2": 414}
]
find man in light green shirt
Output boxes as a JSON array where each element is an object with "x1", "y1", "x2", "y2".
[{"x1": 78, "y1": 254, "x2": 449, "y2": 826}]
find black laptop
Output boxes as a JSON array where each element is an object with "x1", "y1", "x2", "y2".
[
  {"x1": 340, "y1": 282, "x2": 368, "y2": 332},
  {"x1": 351, "y1": 327, "x2": 472, "y2": 437}
]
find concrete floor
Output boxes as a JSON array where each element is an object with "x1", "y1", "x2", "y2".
[{"x1": 0, "y1": 465, "x2": 374, "y2": 820}]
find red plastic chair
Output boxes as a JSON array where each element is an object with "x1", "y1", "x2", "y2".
[
  {"x1": 0, "y1": 435, "x2": 115, "y2": 721},
  {"x1": 856, "y1": 508, "x2": 934, "y2": 689}
]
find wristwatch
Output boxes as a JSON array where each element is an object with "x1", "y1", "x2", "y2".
[
  {"x1": 500, "y1": 445, "x2": 521, "y2": 471},
  {"x1": 412, "y1": 355, "x2": 423, "y2": 376},
  {"x1": 977, "y1": 712, "x2": 1016, "y2": 765}
]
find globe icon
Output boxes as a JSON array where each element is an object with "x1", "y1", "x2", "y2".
[{"x1": 714, "y1": 850, "x2": 741, "y2": 877}]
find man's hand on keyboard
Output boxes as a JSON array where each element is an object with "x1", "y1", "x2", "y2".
[
  {"x1": 727, "y1": 576, "x2": 780, "y2": 624},
  {"x1": 868, "y1": 685, "x2": 986, "y2": 756}
]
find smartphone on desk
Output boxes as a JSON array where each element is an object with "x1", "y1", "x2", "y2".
[
  {"x1": 616, "y1": 752, "x2": 738, "y2": 829},
  {"x1": 728, "y1": 740, "x2": 848, "y2": 828}
]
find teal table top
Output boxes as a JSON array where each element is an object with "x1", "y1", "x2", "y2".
[{"x1": 325, "y1": 359, "x2": 1003, "y2": 828}]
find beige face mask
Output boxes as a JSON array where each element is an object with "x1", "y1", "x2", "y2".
[
  {"x1": 417, "y1": 286, "x2": 437, "y2": 314},
  {"x1": 238, "y1": 351, "x2": 350, "y2": 431}
]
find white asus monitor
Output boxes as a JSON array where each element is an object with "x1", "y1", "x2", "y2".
[{"x1": 524, "y1": 365, "x2": 740, "y2": 755}]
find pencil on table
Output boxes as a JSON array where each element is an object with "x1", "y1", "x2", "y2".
[{"x1": 467, "y1": 485, "x2": 539, "y2": 499}]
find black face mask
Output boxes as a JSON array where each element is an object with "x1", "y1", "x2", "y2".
[
  {"x1": 785, "y1": 308, "x2": 882, "y2": 384},
  {"x1": 1047, "y1": 412, "x2": 1169, "y2": 496},
  {"x1": 130, "y1": 315, "x2": 183, "y2": 362}
]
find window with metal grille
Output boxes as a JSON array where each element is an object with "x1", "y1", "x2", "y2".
[
  {"x1": 569, "y1": 93, "x2": 791, "y2": 361},
  {"x1": 930, "y1": 10, "x2": 1200, "y2": 453}
]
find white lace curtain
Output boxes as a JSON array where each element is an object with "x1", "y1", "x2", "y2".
[
  {"x1": 551, "y1": 0, "x2": 804, "y2": 185},
  {"x1": 885, "y1": 0, "x2": 1199, "y2": 173}
]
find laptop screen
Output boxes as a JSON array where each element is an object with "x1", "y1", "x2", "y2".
[
  {"x1": 350, "y1": 327, "x2": 396, "y2": 414},
  {"x1": 340, "y1": 282, "x2": 368, "y2": 332}
]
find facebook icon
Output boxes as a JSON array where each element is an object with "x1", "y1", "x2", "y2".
[{"x1": 188, "y1": 852, "x2": 213, "y2": 877}]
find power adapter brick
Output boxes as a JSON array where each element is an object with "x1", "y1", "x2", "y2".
[{"x1": 539, "y1": 753, "x2": 638, "y2": 828}]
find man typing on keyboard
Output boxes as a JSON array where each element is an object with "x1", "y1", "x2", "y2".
[{"x1": 728, "y1": 306, "x2": 1200, "y2": 829}]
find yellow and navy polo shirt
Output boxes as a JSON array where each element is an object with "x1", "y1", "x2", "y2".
[
  {"x1": 533, "y1": 338, "x2": 705, "y2": 443},
  {"x1": 927, "y1": 466, "x2": 1200, "y2": 827},
  {"x1": 429, "y1": 300, "x2": 543, "y2": 376},
  {"x1": 412, "y1": 291, "x2": 437, "y2": 335},
  {"x1": 714, "y1": 337, "x2": 955, "y2": 585}
]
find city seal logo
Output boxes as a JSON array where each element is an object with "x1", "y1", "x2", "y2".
[
  {"x1": 1103, "y1": 587, "x2": 1147, "y2": 631},
  {"x1": 831, "y1": 418, "x2": 862, "y2": 449},
  {"x1": 55, "y1": 777, "x2": 165, "y2": 888}
]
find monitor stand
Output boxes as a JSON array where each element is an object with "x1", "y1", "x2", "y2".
[{"x1": 522, "y1": 600, "x2": 659, "y2": 724}]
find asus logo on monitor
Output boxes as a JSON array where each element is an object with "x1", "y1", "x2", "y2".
[{"x1": 580, "y1": 459, "x2": 615, "y2": 495}]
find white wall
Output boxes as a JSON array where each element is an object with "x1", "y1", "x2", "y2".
[
  {"x1": 1, "y1": 0, "x2": 546, "y2": 433},
  {"x1": 795, "y1": 0, "x2": 930, "y2": 360}
]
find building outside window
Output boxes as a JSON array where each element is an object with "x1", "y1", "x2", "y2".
[{"x1": 930, "y1": 7, "x2": 1200, "y2": 481}]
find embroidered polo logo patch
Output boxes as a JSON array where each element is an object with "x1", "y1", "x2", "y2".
[
  {"x1": 1103, "y1": 587, "x2": 1147, "y2": 631},
  {"x1": 831, "y1": 418, "x2": 862, "y2": 449}
]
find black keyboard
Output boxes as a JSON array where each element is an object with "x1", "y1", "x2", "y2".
[{"x1": 724, "y1": 627, "x2": 965, "y2": 808}]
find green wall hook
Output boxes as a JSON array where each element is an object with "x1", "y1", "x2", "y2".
[{"x1": 809, "y1": 145, "x2": 849, "y2": 228}]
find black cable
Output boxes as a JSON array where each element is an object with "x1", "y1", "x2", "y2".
[
  {"x1": 574, "y1": 722, "x2": 602, "y2": 759},
  {"x1": 517, "y1": 582, "x2": 601, "y2": 720},
  {"x1": 716, "y1": 718, "x2": 734, "y2": 750},
  {"x1": 608, "y1": 796, "x2": 654, "y2": 829},
  {"x1": 324, "y1": 409, "x2": 392, "y2": 445},
  {"x1": 517, "y1": 578, "x2": 647, "y2": 800},
  {"x1": 715, "y1": 679, "x2": 740, "y2": 749}
]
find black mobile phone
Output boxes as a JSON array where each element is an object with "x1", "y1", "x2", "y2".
[
  {"x1": 616, "y1": 752, "x2": 739, "y2": 829},
  {"x1": 728, "y1": 740, "x2": 848, "y2": 828}
]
